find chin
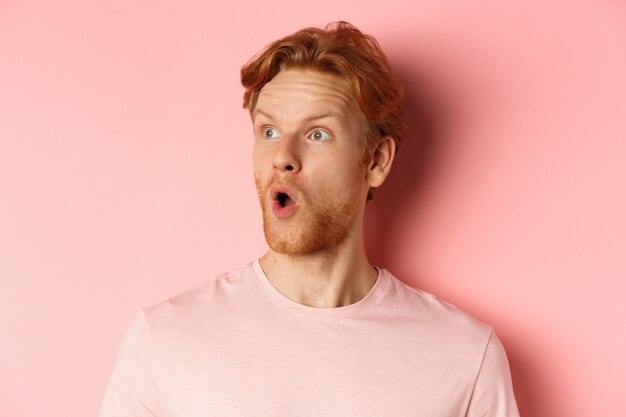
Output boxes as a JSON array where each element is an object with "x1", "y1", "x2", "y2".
[
  {"x1": 263, "y1": 215, "x2": 349, "y2": 256},
  {"x1": 263, "y1": 223, "x2": 314, "y2": 255},
  {"x1": 267, "y1": 237, "x2": 341, "y2": 256}
]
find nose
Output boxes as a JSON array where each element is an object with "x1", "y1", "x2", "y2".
[{"x1": 272, "y1": 134, "x2": 301, "y2": 173}]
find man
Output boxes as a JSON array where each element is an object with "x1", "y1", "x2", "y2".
[{"x1": 100, "y1": 22, "x2": 520, "y2": 416}]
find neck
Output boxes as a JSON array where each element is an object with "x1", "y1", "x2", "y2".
[{"x1": 259, "y1": 225, "x2": 377, "y2": 308}]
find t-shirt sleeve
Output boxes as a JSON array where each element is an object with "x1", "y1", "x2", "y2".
[
  {"x1": 466, "y1": 329, "x2": 520, "y2": 417},
  {"x1": 99, "y1": 310, "x2": 163, "y2": 417}
]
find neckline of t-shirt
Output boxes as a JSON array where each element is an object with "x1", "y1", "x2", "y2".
[{"x1": 250, "y1": 259, "x2": 388, "y2": 318}]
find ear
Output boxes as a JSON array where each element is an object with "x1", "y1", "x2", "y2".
[{"x1": 366, "y1": 136, "x2": 396, "y2": 188}]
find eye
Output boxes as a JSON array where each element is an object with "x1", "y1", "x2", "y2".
[
  {"x1": 263, "y1": 127, "x2": 281, "y2": 139},
  {"x1": 309, "y1": 129, "x2": 331, "y2": 141}
]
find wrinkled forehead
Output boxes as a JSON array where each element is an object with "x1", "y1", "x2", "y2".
[{"x1": 253, "y1": 69, "x2": 357, "y2": 121}]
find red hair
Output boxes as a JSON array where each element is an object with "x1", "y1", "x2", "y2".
[{"x1": 240, "y1": 21, "x2": 406, "y2": 151}]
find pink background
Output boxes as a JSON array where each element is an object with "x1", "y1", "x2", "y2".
[{"x1": 1, "y1": 1, "x2": 625, "y2": 416}]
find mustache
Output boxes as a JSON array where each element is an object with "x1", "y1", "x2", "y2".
[
  {"x1": 261, "y1": 174, "x2": 300, "y2": 192},
  {"x1": 255, "y1": 174, "x2": 307, "y2": 205}
]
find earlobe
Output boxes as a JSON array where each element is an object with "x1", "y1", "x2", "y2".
[{"x1": 366, "y1": 136, "x2": 396, "y2": 188}]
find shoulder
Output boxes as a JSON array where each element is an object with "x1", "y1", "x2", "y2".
[
  {"x1": 379, "y1": 269, "x2": 494, "y2": 347},
  {"x1": 140, "y1": 263, "x2": 255, "y2": 336}
]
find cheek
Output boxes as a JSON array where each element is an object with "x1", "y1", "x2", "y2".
[
  {"x1": 335, "y1": 150, "x2": 367, "y2": 178},
  {"x1": 252, "y1": 144, "x2": 268, "y2": 170},
  {"x1": 321, "y1": 160, "x2": 365, "y2": 191},
  {"x1": 252, "y1": 147, "x2": 274, "y2": 187}
]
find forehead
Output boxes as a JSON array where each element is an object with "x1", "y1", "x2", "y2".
[{"x1": 253, "y1": 69, "x2": 356, "y2": 121}]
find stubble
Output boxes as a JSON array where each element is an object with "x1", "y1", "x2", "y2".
[{"x1": 254, "y1": 173, "x2": 364, "y2": 256}]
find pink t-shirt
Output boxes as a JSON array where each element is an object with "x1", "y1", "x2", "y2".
[{"x1": 100, "y1": 261, "x2": 519, "y2": 417}]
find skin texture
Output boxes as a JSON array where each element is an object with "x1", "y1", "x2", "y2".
[{"x1": 252, "y1": 69, "x2": 396, "y2": 308}]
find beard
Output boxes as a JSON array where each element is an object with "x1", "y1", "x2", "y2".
[{"x1": 254, "y1": 173, "x2": 365, "y2": 256}]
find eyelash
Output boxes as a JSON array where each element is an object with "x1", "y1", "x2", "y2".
[
  {"x1": 308, "y1": 129, "x2": 332, "y2": 141},
  {"x1": 258, "y1": 126, "x2": 333, "y2": 142},
  {"x1": 262, "y1": 127, "x2": 280, "y2": 139}
]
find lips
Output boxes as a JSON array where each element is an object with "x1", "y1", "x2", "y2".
[{"x1": 270, "y1": 184, "x2": 299, "y2": 218}]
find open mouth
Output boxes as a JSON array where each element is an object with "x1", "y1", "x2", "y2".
[
  {"x1": 270, "y1": 185, "x2": 299, "y2": 218},
  {"x1": 276, "y1": 192, "x2": 294, "y2": 208}
]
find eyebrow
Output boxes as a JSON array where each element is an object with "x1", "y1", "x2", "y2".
[{"x1": 253, "y1": 109, "x2": 344, "y2": 123}]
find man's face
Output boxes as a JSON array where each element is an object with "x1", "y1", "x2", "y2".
[{"x1": 252, "y1": 69, "x2": 370, "y2": 255}]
